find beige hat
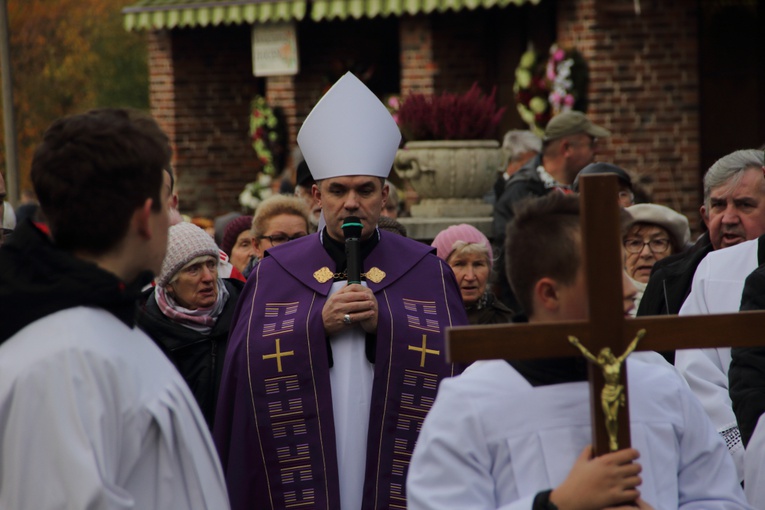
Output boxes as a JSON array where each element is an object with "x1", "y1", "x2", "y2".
[
  {"x1": 297, "y1": 72, "x2": 401, "y2": 181},
  {"x1": 544, "y1": 110, "x2": 611, "y2": 142},
  {"x1": 625, "y1": 203, "x2": 691, "y2": 250}
]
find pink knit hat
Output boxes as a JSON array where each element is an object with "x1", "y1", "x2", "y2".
[
  {"x1": 431, "y1": 224, "x2": 493, "y2": 262},
  {"x1": 157, "y1": 222, "x2": 220, "y2": 287}
]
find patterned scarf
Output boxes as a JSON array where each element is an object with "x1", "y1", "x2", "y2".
[{"x1": 155, "y1": 279, "x2": 229, "y2": 334}]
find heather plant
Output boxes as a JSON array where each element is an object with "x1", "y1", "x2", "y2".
[{"x1": 397, "y1": 83, "x2": 506, "y2": 141}]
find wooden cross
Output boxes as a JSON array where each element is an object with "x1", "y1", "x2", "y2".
[{"x1": 447, "y1": 174, "x2": 765, "y2": 456}]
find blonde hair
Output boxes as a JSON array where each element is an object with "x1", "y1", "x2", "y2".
[{"x1": 252, "y1": 194, "x2": 311, "y2": 238}]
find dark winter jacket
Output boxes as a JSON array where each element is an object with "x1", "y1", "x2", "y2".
[
  {"x1": 466, "y1": 292, "x2": 514, "y2": 326},
  {"x1": 492, "y1": 155, "x2": 548, "y2": 312},
  {"x1": 637, "y1": 232, "x2": 713, "y2": 318},
  {"x1": 137, "y1": 278, "x2": 243, "y2": 429},
  {"x1": 0, "y1": 219, "x2": 150, "y2": 344}
]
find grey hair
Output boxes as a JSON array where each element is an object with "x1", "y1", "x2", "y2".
[
  {"x1": 502, "y1": 130, "x2": 542, "y2": 163},
  {"x1": 703, "y1": 149, "x2": 765, "y2": 209},
  {"x1": 385, "y1": 179, "x2": 399, "y2": 207},
  {"x1": 447, "y1": 240, "x2": 492, "y2": 264}
]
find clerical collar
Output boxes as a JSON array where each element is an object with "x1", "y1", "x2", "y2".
[
  {"x1": 321, "y1": 227, "x2": 380, "y2": 276},
  {"x1": 506, "y1": 314, "x2": 588, "y2": 387}
]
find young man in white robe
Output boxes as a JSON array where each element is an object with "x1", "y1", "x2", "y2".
[
  {"x1": 407, "y1": 193, "x2": 750, "y2": 510},
  {"x1": 0, "y1": 109, "x2": 230, "y2": 509}
]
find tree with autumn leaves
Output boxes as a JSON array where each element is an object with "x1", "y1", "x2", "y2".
[{"x1": 2, "y1": 0, "x2": 148, "y2": 193}]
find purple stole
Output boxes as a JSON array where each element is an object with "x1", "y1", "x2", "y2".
[{"x1": 214, "y1": 231, "x2": 468, "y2": 510}]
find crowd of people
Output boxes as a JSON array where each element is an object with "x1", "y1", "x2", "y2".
[{"x1": 0, "y1": 70, "x2": 764, "y2": 509}]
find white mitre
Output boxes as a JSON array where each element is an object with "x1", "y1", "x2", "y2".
[{"x1": 297, "y1": 72, "x2": 401, "y2": 180}]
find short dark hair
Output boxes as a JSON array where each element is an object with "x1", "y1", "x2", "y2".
[
  {"x1": 505, "y1": 193, "x2": 581, "y2": 315},
  {"x1": 31, "y1": 108, "x2": 171, "y2": 254}
]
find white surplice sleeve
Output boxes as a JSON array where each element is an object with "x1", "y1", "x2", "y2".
[
  {"x1": 407, "y1": 373, "x2": 535, "y2": 510},
  {"x1": 673, "y1": 374, "x2": 752, "y2": 509},
  {"x1": 676, "y1": 247, "x2": 748, "y2": 482},
  {"x1": 744, "y1": 414, "x2": 765, "y2": 507},
  {"x1": 0, "y1": 309, "x2": 230, "y2": 510}
]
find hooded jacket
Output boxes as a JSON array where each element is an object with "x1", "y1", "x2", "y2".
[{"x1": 0, "y1": 219, "x2": 151, "y2": 344}]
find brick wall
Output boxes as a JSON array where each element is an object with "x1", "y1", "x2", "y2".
[{"x1": 557, "y1": 0, "x2": 702, "y2": 231}]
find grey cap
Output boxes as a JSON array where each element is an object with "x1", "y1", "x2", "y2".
[{"x1": 544, "y1": 110, "x2": 611, "y2": 142}]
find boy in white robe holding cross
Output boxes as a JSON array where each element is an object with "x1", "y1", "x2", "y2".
[{"x1": 407, "y1": 193, "x2": 749, "y2": 510}]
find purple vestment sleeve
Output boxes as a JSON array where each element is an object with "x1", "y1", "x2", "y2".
[{"x1": 214, "y1": 231, "x2": 468, "y2": 510}]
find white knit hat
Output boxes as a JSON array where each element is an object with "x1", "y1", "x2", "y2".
[
  {"x1": 157, "y1": 222, "x2": 220, "y2": 287},
  {"x1": 297, "y1": 72, "x2": 401, "y2": 180}
]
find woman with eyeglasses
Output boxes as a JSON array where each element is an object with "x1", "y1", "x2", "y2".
[
  {"x1": 243, "y1": 194, "x2": 311, "y2": 277},
  {"x1": 623, "y1": 203, "x2": 690, "y2": 316}
]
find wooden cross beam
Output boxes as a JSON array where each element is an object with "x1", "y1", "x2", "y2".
[{"x1": 447, "y1": 174, "x2": 765, "y2": 456}]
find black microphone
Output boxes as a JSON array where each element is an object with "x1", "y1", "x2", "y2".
[{"x1": 342, "y1": 216, "x2": 363, "y2": 284}]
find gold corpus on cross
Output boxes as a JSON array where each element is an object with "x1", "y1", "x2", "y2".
[
  {"x1": 262, "y1": 338, "x2": 295, "y2": 373},
  {"x1": 409, "y1": 334, "x2": 440, "y2": 367},
  {"x1": 446, "y1": 174, "x2": 765, "y2": 457},
  {"x1": 569, "y1": 330, "x2": 644, "y2": 451}
]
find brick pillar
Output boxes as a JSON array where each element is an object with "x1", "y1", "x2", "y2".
[
  {"x1": 266, "y1": 75, "x2": 299, "y2": 150},
  {"x1": 148, "y1": 30, "x2": 176, "y2": 151},
  {"x1": 400, "y1": 16, "x2": 437, "y2": 97}
]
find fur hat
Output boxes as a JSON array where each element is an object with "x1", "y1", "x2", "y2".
[
  {"x1": 221, "y1": 215, "x2": 253, "y2": 257},
  {"x1": 157, "y1": 222, "x2": 220, "y2": 287},
  {"x1": 431, "y1": 223, "x2": 493, "y2": 262}
]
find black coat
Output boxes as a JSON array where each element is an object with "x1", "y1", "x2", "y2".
[
  {"x1": 636, "y1": 233, "x2": 713, "y2": 364},
  {"x1": 492, "y1": 155, "x2": 548, "y2": 312},
  {"x1": 730, "y1": 261, "x2": 765, "y2": 447},
  {"x1": 137, "y1": 278, "x2": 244, "y2": 429},
  {"x1": 465, "y1": 292, "x2": 514, "y2": 326},
  {"x1": 637, "y1": 232, "x2": 713, "y2": 317}
]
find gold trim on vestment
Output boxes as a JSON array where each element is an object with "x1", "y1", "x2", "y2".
[
  {"x1": 365, "y1": 267, "x2": 386, "y2": 283},
  {"x1": 313, "y1": 265, "x2": 387, "y2": 283},
  {"x1": 313, "y1": 266, "x2": 333, "y2": 283}
]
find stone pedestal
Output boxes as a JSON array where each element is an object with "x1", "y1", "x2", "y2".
[
  {"x1": 398, "y1": 216, "x2": 493, "y2": 243},
  {"x1": 410, "y1": 198, "x2": 493, "y2": 218}
]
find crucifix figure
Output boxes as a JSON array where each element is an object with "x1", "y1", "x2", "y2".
[
  {"x1": 569, "y1": 330, "x2": 643, "y2": 451},
  {"x1": 447, "y1": 174, "x2": 765, "y2": 456}
]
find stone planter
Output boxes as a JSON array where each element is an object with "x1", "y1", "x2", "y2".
[{"x1": 393, "y1": 140, "x2": 502, "y2": 218}]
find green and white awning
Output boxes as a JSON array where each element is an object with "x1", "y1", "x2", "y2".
[
  {"x1": 123, "y1": 0, "x2": 538, "y2": 30},
  {"x1": 123, "y1": 0, "x2": 308, "y2": 31},
  {"x1": 310, "y1": 0, "x2": 538, "y2": 21}
]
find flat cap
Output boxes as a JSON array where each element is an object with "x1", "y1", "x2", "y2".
[{"x1": 544, "y1": 110, "x2": 610, "y2": 142}]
